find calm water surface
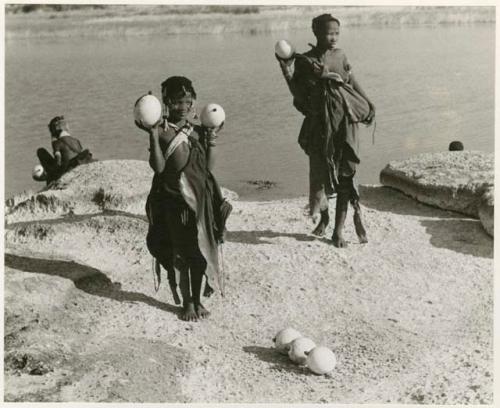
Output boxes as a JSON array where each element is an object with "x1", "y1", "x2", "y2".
[{"x1": 5, "y1": 25, "x2": 495, "y2": 200}]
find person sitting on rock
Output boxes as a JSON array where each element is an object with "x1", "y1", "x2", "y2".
[{"x1": 35, "y1": 115, "x2": 94, "y2": 183}]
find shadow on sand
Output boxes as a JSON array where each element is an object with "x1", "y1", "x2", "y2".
[
  {"x1": 419, "y1": 218, "x2": 493, "y2": 259},
  {"x1": 226, "y1": 230, "x2": 317, "y2": 245},
  {"x1": 359, "y1": 185, "x2": 458, "y2": 218},
  {"x1": 242, "y1": 346, "x2": 315, "y2": 376},
  {"x1": 360, "y1": 185, "x2": 492, "y2": 258},
  {"x1": 4, "y1": 253, "x2": 181, "y2": 315}
]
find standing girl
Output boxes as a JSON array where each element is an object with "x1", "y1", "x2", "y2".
[{"x1": 136, "y1": 76, "x2": 231, "y2": 321}]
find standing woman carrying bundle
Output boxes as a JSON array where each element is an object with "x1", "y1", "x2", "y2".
[{"x1": 276, "y1": 14, "x2": 376, "y2": 248}]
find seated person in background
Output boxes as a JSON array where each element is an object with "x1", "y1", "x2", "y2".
[
  {"x1": 448, "y1": 141, "x2": 464, "y2": 151},
  {"x1": 35, "y1": 115, "x2": 94, "y2": 183}
]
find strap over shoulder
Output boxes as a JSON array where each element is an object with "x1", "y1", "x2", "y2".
[
  {"x1": 163, "y1": 121, "x2": 195, "y2": 160},
  {"x1": 164, "y1": 132, "x2": 189, "y2": 161}
]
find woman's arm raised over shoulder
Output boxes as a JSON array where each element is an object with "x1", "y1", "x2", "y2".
[{"x1": 289, "y1": 56, "x2": 313, "y2": 115}]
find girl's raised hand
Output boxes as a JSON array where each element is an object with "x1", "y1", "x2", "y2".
[
  {"x1": 202, "y1": 121, "x2": 224, "y2": 147},
  {"x1": 135, "y1": 120, "x2": 150, "y2": 133},
  {"x1": 135, "y1": 119, "x2": 162, "y2": 136},
  {"x1": 215, "y1": 121, "x2": 224, "y2": 133}
]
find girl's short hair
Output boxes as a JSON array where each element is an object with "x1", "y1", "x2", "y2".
[
  {"x1": 161, "y1": 76, "x2": 197, "y2": 103},
  {"x1": 312, "y1": 14, "x2": 340, "y2": 37}
]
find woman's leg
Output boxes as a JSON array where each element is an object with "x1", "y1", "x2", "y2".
[
  {"x1": 332, "y1": 174, "x2": 368, "y2": 246},
  {"x1": 352, "y1": 199, "x2": 368, "y2": 243},
  {"x1": 309, "y1": 150, "x2": 330, "y2": 236},
  {"x1": 332, "y1": 178, "x2": 349, "y2": 248}
]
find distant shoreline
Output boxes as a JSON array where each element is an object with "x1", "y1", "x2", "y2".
[{"x1": 5, "y1": 5, "x2": 495, "y2": 39}]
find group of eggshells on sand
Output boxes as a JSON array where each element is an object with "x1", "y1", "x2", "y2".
[{"x1": 273, "y1": 328, "x2": 337, "y2": 375}]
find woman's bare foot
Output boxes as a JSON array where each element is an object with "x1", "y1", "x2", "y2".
[
  {"x1": 353, "y1": 211, "x2": 368, "y2": 243},
  {"x1": 332, "y1": 229, "x2": 347, "y2": 248},
  {"x1": 312, "y1": 210, "x2": 329, "y2": 236},
  {"x1": 181, "y1": 302, "x2": 198, "y2": 322},
  {"x1": 332, "y1": 202, "x2": 348, "y2": 248},
  {"x1": 196, "y1": 303, "x2": 210, "y2": 319}
]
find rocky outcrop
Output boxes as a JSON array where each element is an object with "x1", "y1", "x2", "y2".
[
  {"x1": 380, "y1": 151, "x2": 494, "y2": 236},
  {"x1": 5, "y1": 160, "x2": 238, "y2": 224},
  {"x1": 478, "y1": 187, "x2": 494, "y2": 237}
]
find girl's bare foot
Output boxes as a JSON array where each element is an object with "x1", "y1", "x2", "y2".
[
  {"x1": 332, "y1": 201, "x2": 348, "y2": 248},
  {"x1": 196, "y1": 303, "x2": 210, "y2": 319},
  {"x1": 332, "y1": 229, "x2": 347, "y2": 248},
  {"x1": 181, "y1": 302, "x2": 198, "y2": 322}
]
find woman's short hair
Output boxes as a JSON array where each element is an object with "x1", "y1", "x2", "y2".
[{"x1": 312, "y1": 14, "x2": 340, "y2": 37}]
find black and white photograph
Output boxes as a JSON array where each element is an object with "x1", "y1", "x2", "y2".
[{"x1": 2, "y1": 1, "x2": 496, "y2": 404}]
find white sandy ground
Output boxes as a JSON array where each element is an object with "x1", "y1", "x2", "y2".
[{"x1": 3, "y1": 168, "x2": 493, "y2": 403}]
